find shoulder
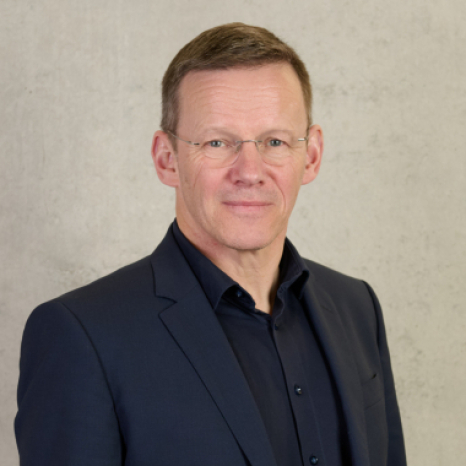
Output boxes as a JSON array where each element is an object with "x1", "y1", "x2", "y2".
[
  {"x1": 57, "y1": 255, "x2": 155, "y2": 308},
  {"x1": 26, "y1": 226, "x2": 187, "y2": 336},
  {"x1": 302, "y1": 258, "x2": 381, "y2": 337},
  {"x1": 303, "y1": 258, "x2": 372, "y2": 301},
  {"x1": 27, "y1": 254, "x2": 165, "y2": 332}
]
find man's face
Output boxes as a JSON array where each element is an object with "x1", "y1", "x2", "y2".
[{"x1": 155, "y1": 63, "x2": 322, "y2": 253}]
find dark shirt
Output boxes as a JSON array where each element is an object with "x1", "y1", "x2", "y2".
[{"x1": 172, "y1": 221, "x2": 349, "y2": 466}]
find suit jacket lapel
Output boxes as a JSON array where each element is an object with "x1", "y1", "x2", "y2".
[
  {"x1": 301, "y1": 277, "x2": 370, "y2": 466},
  {"x1": 151, "y1": 229, "x2": 278, "y2": 466}
]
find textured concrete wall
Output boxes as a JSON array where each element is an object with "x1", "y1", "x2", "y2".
[{"x1": 1, "y1": 0, "x2": 465, "y2": 464}]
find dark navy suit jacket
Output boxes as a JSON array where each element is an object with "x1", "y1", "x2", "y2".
[{"x1": 15, "y1": 227, "x2": 406, "y2": 466}]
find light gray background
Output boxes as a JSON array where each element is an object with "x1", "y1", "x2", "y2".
[{"x1": 1, "y1": 0, "x2": 465, "y2": 464}]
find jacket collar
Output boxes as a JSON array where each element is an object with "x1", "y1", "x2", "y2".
[{"x1": 150, "y1": 224, "x2": 200, "y2": 302}]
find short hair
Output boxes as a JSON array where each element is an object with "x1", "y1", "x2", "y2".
[{"x1": 160, "y1": 22, "x2": 312, "y2": 138}]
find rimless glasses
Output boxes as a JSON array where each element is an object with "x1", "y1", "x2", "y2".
[{"x1": 167, "y1": 130, "x2": 309, "y2": 167}]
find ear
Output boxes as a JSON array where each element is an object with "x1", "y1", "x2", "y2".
[
  {"x1": 151, "y1": 130, "x2": 179, "y2": 187},
  {"x1": 302, "y1": 124, "x2": 324, "y2": 185}
]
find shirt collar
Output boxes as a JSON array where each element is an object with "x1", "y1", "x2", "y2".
[
  {"x1": 279, "y1": 237, "x2": 310, "y2": 299},
  {"x1": 172, "y1": 220, "x2": 309, "y2": 310}
]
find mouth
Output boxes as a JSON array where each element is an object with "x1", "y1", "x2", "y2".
[
  {"x1": 223, "y1": 201, "x2": 272, "y2": 207},
  {"x1": 223, "y1": 200, "x2": 273, "y2": 214}
]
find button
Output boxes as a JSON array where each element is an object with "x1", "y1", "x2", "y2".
[
  {"x1": 236, "y1": 290, "x2": 243, "y2": 298},
  {"x1": 309, "y1": 455, "x2": 319, "y2": 465},
  {"x1": 274, "y1": 323, "x2": 280, "y2": 330},
  {"x1": 294, "y1": 385, "x2": 303, "y2": 395}
]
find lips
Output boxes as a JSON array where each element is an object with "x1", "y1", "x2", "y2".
[
  {"x1": 222, "y1": 200, "x2": 274, "y2": 216},
  {"x1": 223, "y1": 201, "x2": 272, "y2": 207}
]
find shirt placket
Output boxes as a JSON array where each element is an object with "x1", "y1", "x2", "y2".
[{"x1": 272, "y1": 290, "x2": 326, "y2": 466}]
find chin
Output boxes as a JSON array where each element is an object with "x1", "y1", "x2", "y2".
[
  {"x1": 214, "y1": 223, "x2": 282, "y2": 252},
  {"x1": 224, "y1": 238, "x2": 270, "y2": 251}
]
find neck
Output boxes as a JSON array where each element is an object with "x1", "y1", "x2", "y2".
[
  {"x1": 214, "y1": 245, "x2": 283, "y2": 315},
  {"x1": 177, "y1": 222, "x2": 285, "y2": 315}
]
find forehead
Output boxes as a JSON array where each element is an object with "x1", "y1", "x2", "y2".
[{"x1": 177, "y1": 63, "x2": 307, "y2": 134}]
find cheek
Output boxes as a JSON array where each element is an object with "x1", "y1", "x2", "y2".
[
  {"x1": 275, "y1": 167, "x2": 306, "y2": 208},
  {"x1": 178, "y1": 160, "x2": 219, "y2": 210},
  {"x1": 178, "y1": 156, "x2": 204, "y2": 192}
]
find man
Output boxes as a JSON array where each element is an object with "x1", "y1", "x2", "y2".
[{"x1": 15, "y1": 23, "x2": 406, "y2": 466}]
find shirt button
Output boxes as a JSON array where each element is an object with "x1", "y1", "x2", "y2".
[
  {"x1": 236, "y1": 290, "x2": 243, "y2": 298},
  {"x1": 294, "y1": 385, "x2": 303, "y2": 395},
  {"x1": 274, "y1": 323, "x2": 280, "y2": 330},
  {"x1": 309, "y1": 455, "x2": 319, "y2": 465}
]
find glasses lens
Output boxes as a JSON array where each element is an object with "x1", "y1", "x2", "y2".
[{"x1": 201, "y1": 139, "x2": 234, "y2": 159}]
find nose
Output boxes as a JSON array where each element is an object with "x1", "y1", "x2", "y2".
[{"x1": 229, "y1": 140, "x2": 265, "y2": 186}]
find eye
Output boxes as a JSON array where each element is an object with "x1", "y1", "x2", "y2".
[
  {"x1": 206, "y1": 140, "x2": 226, "y2": 148},
  {"x1": 267, "y1": 139, "x2": 285, "y2": 147}
]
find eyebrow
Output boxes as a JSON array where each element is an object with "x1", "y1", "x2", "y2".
[{"x1": 196, "y1": 127, "x2": 298, "y2": 139}]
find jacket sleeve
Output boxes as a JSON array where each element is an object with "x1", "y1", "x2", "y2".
[
  {"x1": 15, "y1": 301, "x2": 123, "y2": 466},
  {"x1": 364, "y1": 282, "x2": 407, "y2": 466}
]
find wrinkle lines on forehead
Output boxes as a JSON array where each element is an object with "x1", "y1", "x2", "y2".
[{"x1": 177, "y1": 65, "x2": 307, "y2": 135}]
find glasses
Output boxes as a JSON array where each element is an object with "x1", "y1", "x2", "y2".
[{"x1": 167, "y1": 130, "x2": 309, "y2": 167}]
